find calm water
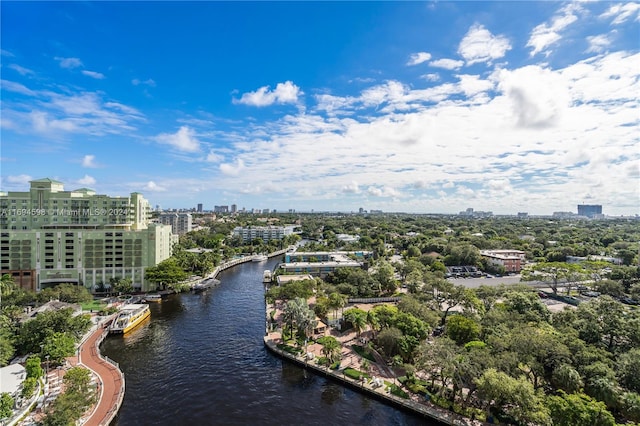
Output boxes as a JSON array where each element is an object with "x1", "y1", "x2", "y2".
[{"x1": 101, "y1": 259, "x2": 432, "y2": 425}]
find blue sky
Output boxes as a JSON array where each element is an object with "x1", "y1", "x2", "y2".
[{"x1": 1, "y1": 1, "x2": 639, "y2": 215}]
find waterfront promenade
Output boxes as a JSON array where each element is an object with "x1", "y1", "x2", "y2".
[{"x1": 75, "y1": 320, "x2": 125, "y2": 426}]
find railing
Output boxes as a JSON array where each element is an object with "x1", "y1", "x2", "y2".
[{"x1": 348, "y1": 297, "x2": 401, "y2": 304}]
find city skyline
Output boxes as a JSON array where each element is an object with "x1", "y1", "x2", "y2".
[{"x1": 1, "y1": 2, "x2": 639, "y2": 215}]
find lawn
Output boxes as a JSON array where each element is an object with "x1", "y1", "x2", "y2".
[{"x1": 81, "y1": 300, "x2": 107, "y2": 312}]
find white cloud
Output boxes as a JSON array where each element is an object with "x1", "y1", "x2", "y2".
[
  {"x1": 220, "y1": 159, "x2": 245, "y2": 176},
  {"x1": 585, "y1": 34, "x2": 612, "y2": 53},
  {"x1": 144, "y1": 181, "x2": 166, "y2": 192},
  {"x1": 367, "y1": 186, "x2": 400, "y2": 198},
  {"x1": 77, "y1": 175, "x2": 96, "y2": 186},
  {"x1": 1, "y1": 79, "x2": 36, "y2": 96},
  {"x1": 206, "y1": 150, "x2": 223, "y2": 163},
  {"x1": 81, "y1": 70, "x2": 105, "y2": 79},
  {"x1": 0, "y1": 49, "x2": 14, "y2": 57},
  {"x1": 55, "y1": 57, "x2": 83, "y2": 69},
  {"x1": 155, "y1": 126, "x2": 201, "y2": 152},
  {"x1": 429, "y1": 58, "x2": 464, "y2": 70},
  {"x1": 420, "y1": 73, "x2": 440, "y2": 82},
  {"x1": 82, "y1": 155, "x2": 98, "y2": 168},
  {"x1": 1, "y1": 82, "x2": 145, "y2": 136},
  {"x1": 233, "y1": 81, "x2": 302, "y2": 107},
  {"x1": 458, "y1": 24, "x2": 511, "y2": 65},
  {"x1": 527, "y1": 3, "x2": 581, "y2": 57},
  {"x1": 6, "y1": 174, "x2": 32, "y2": 185},
  {"x1": 407, "y1": 52, "x2": 432, "y2": 66},
  {"x1": 600, "y1": 2, "x2": 640, "y2": 25},
  {"x1": 496, "y1": 65, "x2": 568, "y2": 128},
  {"x1": 8, "y1": 64, "x2": 34, "y2": 75},
  {"x1": 132, "y1": 78, "x2": 156, "y2": 87},
  {"x1": 342, "y1": 181, "x2": 360, "y2": 194}
]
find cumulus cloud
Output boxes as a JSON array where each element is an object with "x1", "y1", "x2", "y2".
[
  {"x1": 342, "y1": 181, "x2": 360, "y2": 194},
  {"x1": 458, "y1": 24, "x2": 511, "y2": 65},
  {"x1": 81, "y1": 70, "x2": 105, "y2": 79},
  {"x1": 155, "y1": 126, "x2": 201, "y2": 152},
  {"x1": 407, "y1": 52, "x2": 432, "y2": 66},
  {"x1": 600, "y1": 2, "x2": 640, "y2": 25},
  {"x1": 220, "y1": 159, "x2": 245, "y2": 176},
  {"x1": 82, "y1": 154, "x2": 99, "y2": 168},
  {"x1": 527, "y1": 3, "x2": 581, "y2": 57},
  {"x1": 586, "y1": 34, "x2": 612, "y2": 53},
  {"x1": 429, "y1": 58, "x2": 464, "y2": 70},
  {"x1": 233, "y1": 81, "x2": 302, "y2": 107},
  {"x1": 144, "y1": 181, "x2": 166, "y2": 192},
  {"x1": 55, "y1": 57, "x2": 83, "y2": 69},
  {"x1": 367, "y1": 186, "x2": 400, "y2": 197},
  {"x1": 77, "y1": 175, "x2": 96, "y2": 186},
  {"x1": 497, "y1": 65, "x2": 568, "y2": 128}
]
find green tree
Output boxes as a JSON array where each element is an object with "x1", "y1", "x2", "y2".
[
  {"x1": 446, "y1": 315, "x2": 481, "y2": 345},
  {"x1": 25, "y1": 355, "x2": 43, "y2": 379},
  {"x1": 21, "y1": 377, "x2": 37, "y2": 399},
  {"x1": 111, "y1": 277, "x2": 134, "y2": 295},
  {"x1": 343, "y1": 308, "x2": 367, "y2": 337},
  {"x1": 42, "y1": 332, "x2": 76, "y2": 364},
  {"x1": 617, "y1": 348, "x2": 640, "y2": 393},
  {"x1": 317, "y1": 335, "x2": 341, "y2": 363},
  {"x1": 522, "y1": 262, "x2": 585, "y2": 295},
  {"x1": 0, "y1": 392, "x2": 13, "y2": 420},
  {"x1": 547, "y1": 391, "x2": 615, "y2": 426},
  {"x1": 475, "y1": 368, "x2": 549, "y2": 425},
  {"x1": 144, "y1": 258, "x2": 188, "y2": 289}
]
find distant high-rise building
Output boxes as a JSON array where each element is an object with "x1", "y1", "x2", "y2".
[
  {"x1": 230, "y1": 204, "x2": 237, "y2": 213},
  {"x1": 158, "y1": 212, "x2": 193, "y2": 235},
  {"x1": 214, "y1": 205, "x2": 229, "y2": 213},
  {"x1": 197, "y1": 203, "x2": 203, "y2": 212},
  {"x1": 578, "y1": 204, "x2": 603, "y2": 218}
]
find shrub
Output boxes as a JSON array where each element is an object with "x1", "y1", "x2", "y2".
[
  {"x1": 351, "y1": 344, "x2": 376, "y2": 362},
  {"x1": 389, "y1": 384, "x2": 409, "y2": 399},
  {"x1": 343, "y1": 368, "x2": 370, "y2": 381}
]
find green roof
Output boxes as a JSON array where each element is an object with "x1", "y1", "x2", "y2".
[{"x1": 30, "y1": 178, "x2": 64, "y2": 184}]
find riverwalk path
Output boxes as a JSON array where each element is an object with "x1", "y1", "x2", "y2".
[{"x1": 73, "y1": 320, "x2": 125, "y2": 426}]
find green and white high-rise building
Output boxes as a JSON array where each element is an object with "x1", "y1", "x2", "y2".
[{"x1": 1, "y1": 178, "x2": 176, "y2": 292}]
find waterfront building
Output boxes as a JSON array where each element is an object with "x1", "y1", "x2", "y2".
[
  {"x1": 480, "y1": 249, "x2": 526, "y2": 272},
  {"x1": 232, "y1": 225, "x2": 295, "y2": 243},
  {"x1": 0, "y1": 178, "x2": 174, "y2": 292},
  {"x1": 278, "y1": 251, "x2": 371, "y2": 278},
  {"x1": 158, "y1": 212, "x2": 193, "y2": 235}
]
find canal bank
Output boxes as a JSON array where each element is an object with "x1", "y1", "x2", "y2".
[
  {"x1": 101, "y1": 256, "x2": 429, "y2": 425},
  {"x1": 263, "y1": 324, "x2": 486, "y2": 426}
]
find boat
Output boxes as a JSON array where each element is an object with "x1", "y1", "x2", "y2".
[
  {"x1": 263, "y1": 269, "x2": 272, "y2": 283},
  {"x1": 192, "y1": 278, "x2": 220, "y2": 293},
  {"x1": 252, "y1": 254, "x2": 268, "y2": 262},
  {"x1": 109, "y1": 304, "x2": 151, "y2": 334},
  {"x1": 142, "y1": 294, "x2": 162, "y2": 303}
]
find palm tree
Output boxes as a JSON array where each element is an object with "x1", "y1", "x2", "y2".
[
  {"x1": 352, "y1": 312, "x2": 367, "y2": 338},
  {"x1": 328, "y1": 292, "x2": 347, "y2": 320},
  {"x1": 366, "y1": 311, "x2": 380, "y2": 339},
  {"x1": 318, "y1": 336, "x2": 341, "y2": 364}
]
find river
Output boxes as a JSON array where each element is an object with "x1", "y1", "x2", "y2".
[{"x1": 101, "y1": 258, "x2": 433, "y2": 425}]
